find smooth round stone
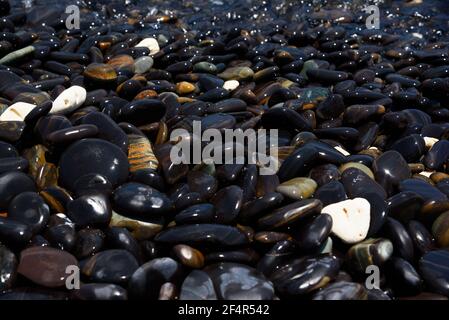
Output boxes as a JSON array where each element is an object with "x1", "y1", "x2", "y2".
[
  {"x1": 34, "y1": 115, "x2": 72, "y2": 143},
  {"x1": 223, "y1": 80, "x2": 239, "y2": 91},
  {"x1": 0, "y1": 102, "x2": 36, "y2": 122},
  {"x1": 312, "y1": 281, "x2": 368, "y2": 300},
  {"x1": 218, "y1": 66, "x2": 254, "y2": 81},
  {"x1": 0, "y1": 245, "x2": 17, "y2": 291},
  {"x1": 0, "y1": 121, "x2": 25, "y2": 142},
  {"x1": 49, "y1": 86, "x2": 86, "y2": 115},
  {"x1": 118, "y1": 99, "x2": 166, "y2": 127},
  {"x1": 80, "y1": 112, "x2": 128, "y2": 153},
  {"x1": 175, "y1": 203, "x2": 215, "y2": 225},
  {"x1": 17, "y1": 247, "x2": 78, "y2": 288},
  {"x1": 72, "y1": 173, "x2": 113, "y2": 197},
  {"x1": 257, "y1": 240, "x2": 296, "y2": 277},
  {"x1": 314, "y1": 181, "x2": 347, "y2": 207},
  {"x1": 272, "y1": 254, "x2": 340, "y2": 297},
  {"x1": 187, "y1": 171, "x2": 217, "y2": 200},
  {"x1": 419, "y1": 250, "x2": 449, "y2": 296},
  {"x1": 399, "y1": 179, "x2": 447, "y2": 202},
  {"x1": 381, "y1": 218, "x2": 414, "y2": 262},
  {"x1": 113, "y1": 182, "x2": 173, "y2": 218},
  {"x1": 261, "y1": 107, "x2": 312, "y2": 133},
  {"x1": 8, "y1": 192, "x2": 49, "y2": 234},
  {"x1": 134, "y1": 56, "x2": 154, "y2": 74},
  {"x1": 0, "y1": 141, "x2": 18, "y2": 158},
  {"x1": 82, "y1": 249, "x2": 139, "y2": 286},
  {"x1": 46, "y1": 124, "x2": 98, "y2": 145},
  {"x1": 45, "y1": 214, "x2": 77, "y2": 251},
  {"x1": 210, "y1": 185, "x2": 243, "y2": 224},
  {"x1": 276, "y1": 177, "x2": 317, "y2": 200},
  {"x1": 258, "y1": 199, "x2": 322, "y2": 230},
  {"x1": 432, "y1": 211, "x2": 449, "y2": 247},
  {"x1": 322, "y1": 198, "x2": 371, "y2": 244},
  {"x1": 341, "y1": 167, "x2": 387, "y2": 200},
  {"x1": 176, "y1": 81, "x2": 196, "y2": 95},
  {"x1": 84, "y1": 63, "x2": 117, "y2": 87},
  {"x1": 407, "y1": 220, "x2": 435, "y2": 255},
  {"x1": 180, "y1": 270, "x2": 217, "y2": 300},
  {"x1": 194, "y1": 61, "x2": 217, "y2": 74},
  {"x1": 390, "y1": 134, "x2": 426, "y2": 163},
  {"x1": 424, "y1": 140, "x2": 449, "y2": 171},
  {"x1": 134, "y1": 37, "x2": 160, "y2": 55},
  {"x1": 277, "y1": 146, "x2": 317, "y2": 182},
  {"x1": 205, "y1": 263, "x2": 274, "y2": 300},
  {"x1": 72, "y1": 283, "x2": 127, "y2": 300},
  {"x1": 201, "y1": 113, "x2": 236, "y2": 131},
  {"x1": 67, "y1": 193, "x2": 111, "y2": 228},
  {"x1": 0, "y1": 171, "x2": 36, "y2": 210},
  {"x1": 105, "y1": 227, "x2": 141, "y2": 261},
  {"x1": 0, "y1": 157, "x2": 28, "y2": 174},
  {"x1": 387, "y1": 191, "x2": 424, "y2": 223},
  {"x1": 128, "y1": 257, "x2": 182, "y2": 299},
  {"x1": 293, "y1": 214, "x2": 333, "y2": 253},
  {"x1": 365, "y1": 192, "x2": 388, "y2": 237},
  {"x1": 373, "y1": 150, "x2": 411, "y2": 196},
  {"x1": 239, "y1": 192, "x2": 284, "y2": 223},
  {"x1": 339, "y1": 162, "x2": 374, "y2": 179},
  {"x1": 74, "y1": 228, "x2": 105, "y2": 259},
  {"x1": 155, "y1": 224, "x2": 249, "y2": 247},
  {"x1": 386, "y1": 257, "x2": 423, "y2": 296},
  {"x1": 346, "y1": 238, "x2": 393, "y2": 274},
  {"x1": 173, "y1": 244, "x2": 205, "y2": 269},
  {"x1": 309, "y1": 164, "x2": 340, "y2": 187},
  {"x1": 59, "y1": 139, "x2": 129, "y2": 191}
]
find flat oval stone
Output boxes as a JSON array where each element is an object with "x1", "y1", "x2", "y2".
[
  {"x1": 293, "y1": 213, "x2": 333, "y2": 253},
  {"x1": 407, "y1": 220, "x2": 435, "y2": 256},
  {"x1": 72, "y1": 283, "x2": 127, "y2": 300},
  {"x1": 117, "y1": 99, "x2": 166, "y2": 126},
  {"x1": 239, "y1": 192, "x2": 284, "y2": 223},
  {"x1": 8, "y1": 192, "x2": 49, "y2": 234},
  {"x1": 277, "y1": 146, "x2": 317, "y2": 182},
  {"x1": 82, "y1": 249, "x2": 139, "y2": 286},
  {"x1": 312, "y1": 281, "x2": 368, "y2": 300},
  {"x1": 105, "y1": 227, "x2": 141, "y2": 261},
  {"x1": 80, "y1": 112, "x2": 128, "y2": 153},
  {"x1": 113, "y1": 182, "x2": 173, "y2": 218},
  {"x1": 419, "y1": 250, "x2": 449, "y2": 296},
  {"x1": 424, "y1": 140, "x2": 449, "y2": 171},
  {"x1": 0, "y1": 171, "x2": 36, "y2": 210},
  {"x1": 205, "y1": 263, "x2": 274, "y2": 300},
  {"x1": 387, "y1": 191, "x2": 424, "y2": 223},
  {"x1": 46, "y1": 124, "x2": 99, "y2": 145},
  {"x1": 390, "y1": 134, "x2": 426, "y2": 163},
  {"x1": 381, "y1": 218, "x2": 414, "y2": 262},
  {"x1": 0, "y1": 245, "x2": 17, "y2": 291},
  {"x1": 346, "y1": 238, "x2": 393, "y2": 274},
  {"x1": 272, "y1": 254, "x2": 340, "y2": 297},
  {"x1": 155, "y1": 224, "x2": 249, "y2": 247},
  {"x1": 261, "y1": 107, "x2": 312, "y2": 133},
  {"x1": 386, "y1": 257, "x2": 423, "y2": 296},
  {"x1": 17, "y1": 247, "x2": 78, "y2": 288},
  {"x1": 322, "y1": 198, "x2": 371, "y2": 244},
  {"x1": 211, "y1": 185, "x2": 243, "y2": 224},
  {"x1": 258, "y1": 199, "x2": 322, "y2": 230},
  {"x1": 59, "y1": 138, "x2": 129, "y2": 191},
  {"x1": 187, "y1": 171, "x2": 217, "y2": 201},
  {"x1": 180, "y1": 270, "x2": 217, "y2": 300},
  {"x1": 67, "y1": 193, "x2": 112, "y2": 228},
  {"x1": 399, "y1": 179, "x2": 447, "y2": 202},
  {"x1": 128, "y1": 257, "x2": 182, "y2": 299}
]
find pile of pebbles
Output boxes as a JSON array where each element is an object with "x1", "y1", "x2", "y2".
[{"x1": 0, "y1": 0, "x2": 448, "y2": 300}]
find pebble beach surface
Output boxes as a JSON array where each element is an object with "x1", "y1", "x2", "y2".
[{"x1": 0, "y1": 0, "x2": 449, "y2": 300}]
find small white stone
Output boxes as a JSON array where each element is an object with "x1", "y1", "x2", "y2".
[
  {"x1": 135, "y1": 37, "x2": 160, "y2": 55},
  {"x1": 424, "y1": 136, "x2": 438, "y2": 149},
  {"x1": 334, "y1": 146, "x2": 350, "y2": 156},
  {"x1": 50, "y1": 86, "x2": 86, "y2": 115},
  {"x1": 223, "y1": 80, "x2": 239, "y2": 91},
  {"x1": 0, "y1": 102, "x2": 36, "y2": 121},
  {"x1": 419, "y1": 171, "x2": 434, "y2": 178},
  {"x1": 322, "y1": 198, "x2": 371, "y2": 244}
]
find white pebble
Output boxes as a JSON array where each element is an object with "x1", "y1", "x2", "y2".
[
  {"x1": 334, "y1": 146, "x2": 350, "y2": 156},
  {"x1": 424, "y1": 136, "x2": 438, "y2": 149},
  {"x1": 135, "y1": 37, "x2": 160, "y2": 55},
  {"x1": 322, "y1": 198, "x2": 371, "y2": 244},
  {"x1": 419, "y1": 171, "x2": 434, "y2": 178},
  {"x1": 223, "y1": 80, "x2": 239, "y2": 91},
  {"x1": 50, "y1": 86, "x2": 86, "y2": 115},
  {"x1": 0, "y1": 102, "x2": 36, "y2": 122}
]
